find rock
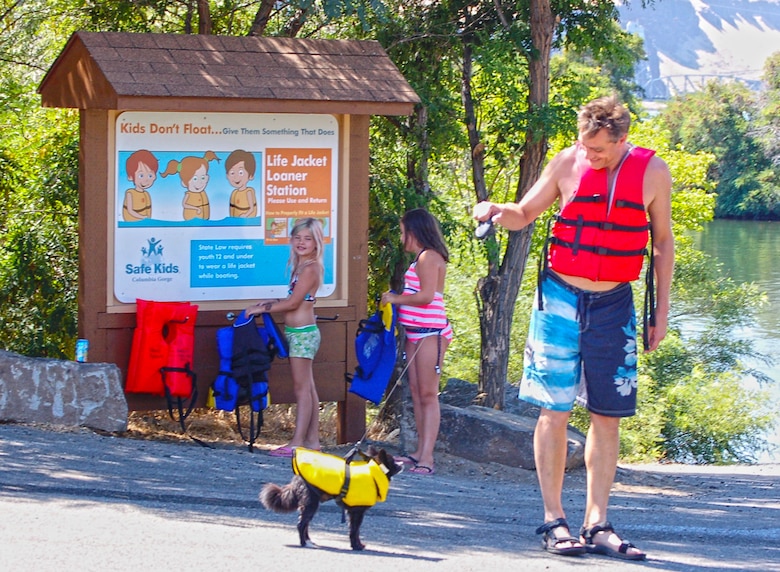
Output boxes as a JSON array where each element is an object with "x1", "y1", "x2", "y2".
[
  {"x1": 0, "y1": 350, "x2": 128, "y2": 432},
  {"x1": 438, "y1": 404, "x2": 585, "y2": 470},
  {"x1": 440, "y1": 377, "x2": 540, "y2": 417},
  {"x1": 439, "y1": 377, "x2": 480, "y2": 408},
  {"x1": 397, "y1": 377, "x2": 584, "y2": 470}
]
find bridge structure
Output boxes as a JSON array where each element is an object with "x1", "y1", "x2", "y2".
[{"x1": 642, "y1": 74, "x2": 764, "y2": 100}]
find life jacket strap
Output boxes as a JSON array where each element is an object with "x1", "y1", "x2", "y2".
[
  {"x1": 614, "y1": 198, "x2": 645, "y2": 211},
  {"x1": 337, "y1": 463, "x2": 352, "y2": 511},
  {"x1": 549, "y1": 236, "x2": 648, "y2": 257},
  {"x1": 161, "y1": 363, "x2": 198, "y2": 436},
  {"x1": 570, "y1": 193, "x2": 606, "y2": 204},
  {"x1": 643, "y1": 228, "x2": 656, "y2": 351},
  {"x1": 537, "y1": 217, "x2": 553, "y2": 311},
  {"x1": 568, "y1": 194, "x2": 645, "y2": 212},
  {"x1": 555, "y1": 214, "x2": 650, "y2": 233}
]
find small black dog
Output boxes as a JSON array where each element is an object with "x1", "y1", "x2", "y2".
[{"x1": 259, "y1": 446, "x2": 402, "y2": 550}]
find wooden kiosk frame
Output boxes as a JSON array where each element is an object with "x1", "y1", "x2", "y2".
[{"x1": 38, "y1": 31, "x2": 419, "y2": 442}]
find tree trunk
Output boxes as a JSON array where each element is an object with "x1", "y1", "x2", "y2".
[
  {"x1": 248, "y1": 0, "x2": 276, "y2": 36},
  {"x1": 197, "y1": 0, "x2": 212, "y2": 35},
  {"x1": 406, "y1": 104, "x2": 430, "y2": 194},
  {"x1": 283, "y1": 7, "x2": 310, "y2": 38},
  {"x1": 461, "y1": 24, "x2": 488, "y2": 203},
  {"x1": 477, "y1": 0, "x2": 556, "y2": 409}
]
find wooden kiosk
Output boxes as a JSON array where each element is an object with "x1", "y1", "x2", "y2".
[{"x1": 38, "y1": 31, "x2": 419, "y2": 442}]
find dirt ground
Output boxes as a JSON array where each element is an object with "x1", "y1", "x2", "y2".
[
  {"x1": 123, "y1": 406, "x2": 752, "y2": 492},
  {"x1": 125, "y1": 406, "x2": 542, "y2": 484}
]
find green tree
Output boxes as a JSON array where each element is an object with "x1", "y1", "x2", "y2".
[
  {"x1": 661, "y1": 79, "x2": 780, "y2": 219},
  {"x1": 0, "y1": 109, "x2": 79, "y2": 357},
  {"x1": 0, "y1": 1, "x2": 82, "y2": 357},
  {"x1": 366, "y1": 0, "x2": 464, "y2": 298},
  {"x1": 756, "y1": 52, "x2": 780, "y2": 170},
  {"x1": 83, "y1": 0, "x2": 385, "y2": 37}
]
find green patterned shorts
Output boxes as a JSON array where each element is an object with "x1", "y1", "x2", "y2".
[{"x1": 284, "y1": 324, "x2": 321, "y2": 360}]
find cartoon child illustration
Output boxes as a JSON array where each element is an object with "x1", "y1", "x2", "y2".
[
  {"x1": 161, "y1": 151, "x2": 219, "y2": 220},
  {"x1": 122, "y1": 150, "x2": 158, "y2": 222},
  {"x1": 225, "y1": 149, "x2": 258, "y2": 218}
]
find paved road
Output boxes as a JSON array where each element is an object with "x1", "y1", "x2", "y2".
[{"x1": 0, "y1": 423, "x2": 778, "y2": 571}]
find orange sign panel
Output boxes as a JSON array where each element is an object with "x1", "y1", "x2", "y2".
[{"x1": 264, "y1": 148, "x2": 332, "y2": 245}]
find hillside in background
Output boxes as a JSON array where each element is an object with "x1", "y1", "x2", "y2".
[{"x1": 618, "y1": 0, "x2": 780, "y2": 96}]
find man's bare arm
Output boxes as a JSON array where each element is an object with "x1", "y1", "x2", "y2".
[{"x1": 473, "y1": 147, "x2": 573, "y2": 230}]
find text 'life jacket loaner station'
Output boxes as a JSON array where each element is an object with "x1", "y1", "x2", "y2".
[{"x1": 38, "y1": 31, "x2": 420, "y2": 442}]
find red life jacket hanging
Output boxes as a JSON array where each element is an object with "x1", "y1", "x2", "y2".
[{"x1": 126, "y1": 299, "x2": 198, "y2": 398}]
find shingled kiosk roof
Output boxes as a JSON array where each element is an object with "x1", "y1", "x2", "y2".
[{"x1": 38, "y1": 31, "x2": 419, "y2": 115}]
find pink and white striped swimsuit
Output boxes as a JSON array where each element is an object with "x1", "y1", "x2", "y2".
[{"x1": 398, "y1": 256, "x2": 453, "y2": 343}]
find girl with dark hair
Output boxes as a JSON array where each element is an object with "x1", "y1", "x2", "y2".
[{"x1": 381, "y1": 208, "x2": 452, "y2": 476}]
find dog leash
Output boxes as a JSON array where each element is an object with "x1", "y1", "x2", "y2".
[
  {"x1": 333, "y1": 335, "x2": 426, "y2": 524},
  {"x1": 346, "y1": 332, "x2": 425, "y2": 459}
]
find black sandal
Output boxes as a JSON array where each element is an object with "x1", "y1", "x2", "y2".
[
  {"x1": 535, "y1": 518, "x2": 586, "y2": 556},
  {"x1": 579, "y1": 521, "x2": 646, "y2": 561}
]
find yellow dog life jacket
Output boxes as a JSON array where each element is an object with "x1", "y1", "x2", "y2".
[{"x1": 292, "y1": 448, "x2": 390, "y2": 507}]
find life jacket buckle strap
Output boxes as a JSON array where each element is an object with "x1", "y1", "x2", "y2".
[
  {"x1": 572, "y1": 214, "x2": 584, "y2": 255},
  {"x1": 614, "y1": 198, "x2": 645, "y2": 211},
  {"x1": 571, "y1": 193, "x2": 605, "y2": 204}
]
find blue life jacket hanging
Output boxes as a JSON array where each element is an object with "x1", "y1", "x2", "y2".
[
  {"x1": 212, "y1": 311, "x2": 273, "y2": 412},
  {"x1": 347, "y1": 301, "x2": 397, "y2": 405},
  {"x1": 211, "y1": 311, "x2": 278, "y2": 451},
  {"x1": 262, "y1": 312, "x2": 289, "y2": 358}
]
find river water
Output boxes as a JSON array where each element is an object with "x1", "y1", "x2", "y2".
[{"x1": 691, "y1": 219, "x2": 780, "y2": 462}]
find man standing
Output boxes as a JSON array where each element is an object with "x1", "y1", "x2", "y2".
[{"x1": 474, "y1": 96, "x2": 673, "y2": 560}]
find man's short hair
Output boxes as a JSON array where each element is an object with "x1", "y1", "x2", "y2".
[{"x1": 577, "y1": 95, "x2": 630, "y2": 141}]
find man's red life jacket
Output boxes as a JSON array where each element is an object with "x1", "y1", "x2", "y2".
[{"x1": 548, "y1": 145, "x2": 655, "y2": 282}]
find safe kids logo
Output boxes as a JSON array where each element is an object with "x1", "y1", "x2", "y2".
[{"x1": 125, "y1": 236, "x2": 180, "y2": 277}]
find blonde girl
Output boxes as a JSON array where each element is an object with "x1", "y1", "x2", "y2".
[{"x1": 246, "y1": 218, "x2": 325, "y2": 456}]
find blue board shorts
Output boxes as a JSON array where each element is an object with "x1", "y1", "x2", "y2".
[
  {"x1": 285, "y1": 324, "x2": 321, "y2": 360},
  {"x1": 519, "y1": 271, "x2": 639, "y2": 417}
]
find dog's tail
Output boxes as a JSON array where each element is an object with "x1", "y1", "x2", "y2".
[{"x1": 259, "y1": 483, "x2": 299, "y2": 513}]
